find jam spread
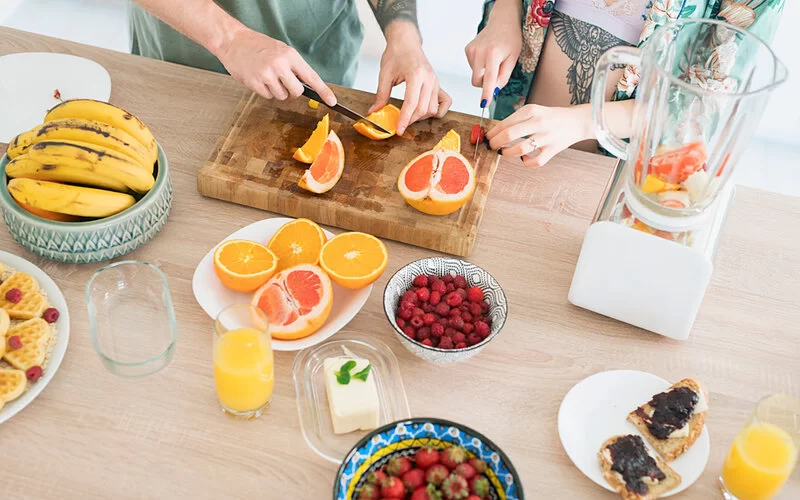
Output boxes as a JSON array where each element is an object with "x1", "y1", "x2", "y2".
[
  {"x1": 635, "y1": 387, "x2": 698, "y2": 439},
  {"x1": 608, "y1": 435, "x2": 666, "y2": 495}
]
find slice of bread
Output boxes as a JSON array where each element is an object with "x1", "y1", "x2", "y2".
[
  {"x1": 627, "y1": 378, "x2": 707, "y2": 462},
  {"x1": 598, "y1": 434, "x2": 681, "y2": 499}
]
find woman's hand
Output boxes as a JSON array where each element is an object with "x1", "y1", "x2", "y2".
[{"x1": 487, "y1": 104, "x2": 593, "y2": 168}]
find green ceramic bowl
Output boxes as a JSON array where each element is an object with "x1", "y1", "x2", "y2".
[{"x1": 0, "y1": 145, "x2": 172, "y2": 263}]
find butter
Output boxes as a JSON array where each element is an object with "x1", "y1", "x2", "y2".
[
  {"x1": 694, "y1": 390, "x2": 708, "y2": 413},
  {"x1": 666, "y1": 390, "x2": 707, "y2": 438},
  {"x1": 324, "y1": 357, "x2": 380, "y2": 435},
  {"x1": 668, "y1": 425, "x2": 690, "y2": 439}
]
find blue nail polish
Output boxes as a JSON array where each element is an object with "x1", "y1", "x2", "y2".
[
  {"x1": 480, "y1": 98, "x2": 487, "y2": 109},
  {"x1": 493, "y1": 87, "x2": 500, "y2": 98}
]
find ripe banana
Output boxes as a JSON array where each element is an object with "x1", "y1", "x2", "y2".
[
  {"x1": 25, "y1": 140, "x2": 155, "y2": 193},
  {"x1": 8, "y1": 178, "x2": 136, "y2": 218},
  {"x1": 44, "y1": 99, "x2": 157, "y2": 166},
  {"x1": 7, "y1": 118, "x2": 153, "y2": 170},
  {"x1": 5, "y1": 156, "x2": 129, "y2": 193}
]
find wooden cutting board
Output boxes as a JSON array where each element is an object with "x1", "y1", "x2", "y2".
[{"x1": 198, "y1": 85, "x2": 500, "y2": 256}]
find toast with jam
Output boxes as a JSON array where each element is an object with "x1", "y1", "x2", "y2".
[
  {"x1": 598, "y1": 434, "x2": 681, "y2": 499},
  {"x1": 627, "y1": 378, "x2": 708, "y2": 462}
]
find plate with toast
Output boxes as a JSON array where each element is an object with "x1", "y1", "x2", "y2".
[
  {"x1": 558, "y1": 370, "x2": 710, "y2": 498},
  {"x1": 0, "y1": 251, "x2": 69, "y2": 424}
]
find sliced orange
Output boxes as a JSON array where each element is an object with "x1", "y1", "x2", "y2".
[
  {"x1": 433, "y1": 129, "x2": 461, "y2": 153},
  {"x1": 267, "y1": 218, "x2": 327, "y2": 272},
  {"x1": 353, "y1": 104, "x2": 400, "y2": 140},
  {"x1": 214, "y1": 239, "x2": 278, "y2": 292},
  {"x1": 252, "y1": 264, "x2": 333, "y2": 340},
  {"x1": 298, "y1": 130, "x2": 344, "y2": 194},
  {"x1": 293, "y1": 114, "x2": 329, "y2": 164},
  {"x1": 397, "y1": 148, "x2": 476, "y2": 216},
  {"x1": 319, "y1": 232, "x2": 388, "y2": 289}
]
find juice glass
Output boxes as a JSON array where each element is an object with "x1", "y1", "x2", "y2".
[
  {"x1": 721, "y1": 394, "x2": 800, "y2": 500},
  {"x1": 213, "y1": 304, "x2": 274, "y2": 419}
]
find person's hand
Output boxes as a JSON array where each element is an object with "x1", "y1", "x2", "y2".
[
  {"x1": 217, "y1": 26, "x2": 336, "y2": 106},
  {"x1": 370, "y1": 25, "x2": 451, "y2": 135},
  {"x1": 487, "y1": 104, "x2": 592, "y2": 168},
  {"x1": 464, "y1": 2, "x2": 522, "y2": 107}
]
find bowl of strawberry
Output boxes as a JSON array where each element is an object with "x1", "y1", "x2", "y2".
[
  {"x1": 383, "y1": 258, "x2": 507, "y2": 363},
  {"x1": 333, "y1": 418, "x2": 523, "y2": 500}
]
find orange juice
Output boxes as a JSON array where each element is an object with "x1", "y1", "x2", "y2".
[
  {"x1": 213, "y1": 327, "x2": 274, "y2": 413},
  {"x1": 722, "y1": 422, "x2": 798, "y2": 500}
]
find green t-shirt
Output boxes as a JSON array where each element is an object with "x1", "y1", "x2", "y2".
[{"x1": 130, "y1": 0, "x2": 364, "y2": 86}]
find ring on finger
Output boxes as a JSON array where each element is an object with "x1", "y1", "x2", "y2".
[{"x1": 528, "y1": 135, "x2": 539, "y2": 153}]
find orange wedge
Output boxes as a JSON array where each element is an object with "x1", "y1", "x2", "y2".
[
  {"x1": 298, "y1": 130, "x2": 344, "y2": 194},
  {"x1": 319, "y1": 232, "x2": 388, "y2": 289},
  {"x1": 267, "y1": 218, "x2": 328, "y2": 272},
  {"x1": 434, "y1": 129, "x2": 461, "y2": 153},
  {"x1": 214, "y1": 239, "x2": 278, "y2": 292},
  {"x1": 293, "y1": 114, "x2": 329, "y2": 164},
  {"x1": 353, "y1": 104, "x2": 400, "y2": 140},
  {"x1": 398, "y1": 148, "x2": 476, "y2": 216}
]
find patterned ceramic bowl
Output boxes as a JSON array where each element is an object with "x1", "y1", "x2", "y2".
[
  {"x1": 0, "y1": 144, "x2": 172, "y2": 263},
  {"x1": 333, "y1": 418, "x2": 524, "y2": 500},
  {"x1": 383, "y1": 257, "x2": 508, "y2": 364}
]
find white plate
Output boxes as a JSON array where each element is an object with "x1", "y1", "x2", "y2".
[
  {"x1": 558, "y1": 370, "x2": 710, "y2": 496},
  {"x1": 192, "y1": 217, "x2": 372, "y2": 351},
  {"x1": 0, "y1": 52, "x2": 111, "y2": 142},
  {"x1": 0, "y1": 251, "x2": 70, "y2": 424}
]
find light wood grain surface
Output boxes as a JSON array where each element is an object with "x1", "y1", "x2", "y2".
[{"x1": 0, "y1": 28, "x2": 798, "y2": 499}]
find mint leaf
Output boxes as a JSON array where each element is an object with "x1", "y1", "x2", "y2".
[
  {"x1": 352, "y1": 364, "x2": 372, "y2": 382},
  {"x1": 335, "y1": 360, "x2": 357, "y2": 385}
]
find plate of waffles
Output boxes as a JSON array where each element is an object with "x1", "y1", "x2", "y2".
[{"x1": 0, "y1": 251, "x2": 69, "y2": 424}]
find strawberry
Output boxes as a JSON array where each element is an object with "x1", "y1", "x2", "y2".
[
  {"x1": 402, "y1": 468, "x2": 426, "y2": 492},
  {"x1": 415, "y1": 447, "x2": 441, "y2": 470},
  {"x1": 368, "y1": 469, "x2": 388, "y2": 485},
  {"x1": 442, "y1": 474, "x2": 469, "y2": 500},
  {"x1": 425, "y1": 464, "x2": 449, "y2": 486},
  {"x1": 441, "y1": 447, "x2": 467, "y2": 470},
  {"x1": 453, "y1": 463, "x2": 477, "y2": 480},
  {"x1": 469, "y1": 476, "x2": 490, "y2": 498},
  {"x1": 380, "y1": 476, "x2": 405, "y2": 498},
  {"x1": 412, "y1": 275, "x2": 428, "y2": 288},
  {"x1": 411, "y1": 484, "x2": 443, "y2": 500},
  {"x1": 468, "y1": 459, "x2": 487, "y2": 475},
  {"x1": 357, "y1": 484, "x2": 379, "y2": 500}
]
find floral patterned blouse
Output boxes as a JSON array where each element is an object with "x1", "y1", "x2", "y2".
[{"x1": 479, "y1": 0, "x2": 786, "y2": 120}]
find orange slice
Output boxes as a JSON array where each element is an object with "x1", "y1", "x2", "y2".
[
  {"x1": 293, "y1": 114, "x2": 329, "y2": 164},
  {"x1": 434, "y1": 129, "x2": 461, "y2": 153},
  {"x1": 353, "y1": 104, "x2": 400, "y2": 140},
  {"x1": 214, "y1": 239, "x2": 278, "y2": 292},
  {"x1": 267, "y1": 218, "x2": 328, "y2": 272},
  {"x1": 252, "y1": 264, "x2": 333, "y2": 340},
  {"x1": 319, "y1": 232, "x2": 388, "y2": 289},
  {"x1": 397, "y1": 148, "x2": 476, "y2": 216},
  {"x1": 298, "y1": 130, "x2": 344, "y2": 194}
]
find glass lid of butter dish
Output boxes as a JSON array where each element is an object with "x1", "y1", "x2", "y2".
[{"x1": 293, "y1": 334, "x2": 410, "y2": 463}]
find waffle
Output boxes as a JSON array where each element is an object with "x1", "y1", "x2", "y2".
[
  {"x1": 0, "y1": 273, "x2": 47, "y2": 320},
  {"x1": 0, "y1": 368, "x2": 27, "y2": 411},
  {"x1": 3, "y1": 318, "x2": 50, "y2": 371}
]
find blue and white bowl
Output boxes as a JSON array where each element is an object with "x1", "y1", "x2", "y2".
[
  {"x1": 383, "y1": 257, "x2": 508, "y2": 364},
  {"x1": 333, "y1": 418, "x2": 524, "y2": 500}
]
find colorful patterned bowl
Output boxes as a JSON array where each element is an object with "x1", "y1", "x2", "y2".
[
  {"x1": 333, "y1": 418, "x2": 524, "y2": 500},
  {"x1": 383, "y1": 257, "x2": 508, "y2": 363},
  {"x1": 0, "y1": 144, "x2": 172, "y2": 263}
]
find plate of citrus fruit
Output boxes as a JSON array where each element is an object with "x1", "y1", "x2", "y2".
[{"x1": 192, "y1": 217, "x2": 388, "y2": 351}]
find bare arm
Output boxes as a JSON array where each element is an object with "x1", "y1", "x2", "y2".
[{"x1": 573, "y1": 99, "x2": 636, "y2": 143}]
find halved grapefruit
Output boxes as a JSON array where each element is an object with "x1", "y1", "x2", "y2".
[
  {"x1": 397, "y1": 148, "x2": 476, "y2": 216},
  {"x1": 298, "y1": 130, "x2": 345, "y2": 194},
  {"x1": 353, "y1": 104, "x2": 400, "y2": 140},
  {"x1": 251, "y1": 264, "x2": 333, "y2": 340},
  {"x1": 293, "y1": 114, "x2": 329, "y2": 164}
]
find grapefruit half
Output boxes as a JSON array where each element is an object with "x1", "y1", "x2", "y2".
[
  {"x1": 298, "y1": 130, "x2": 344, "y2": 194},
  {"x1": 397, "y1": 148, "x2": 476, "y2": 216}
]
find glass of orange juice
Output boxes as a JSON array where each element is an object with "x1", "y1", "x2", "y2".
[
  {"x1": 721, "y1": 394, "x2": 800, "y2": 500},
  {"x1": 213, "y1": 304, "x2": 274, "y2": 419}
]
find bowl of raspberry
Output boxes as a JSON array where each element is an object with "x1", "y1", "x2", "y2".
[{"x1": 383, "y1": 257, "x2": 507, "y2": 364}]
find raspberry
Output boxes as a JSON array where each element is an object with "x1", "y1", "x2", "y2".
[
  {"x1": 25, "y1": 366, "x2": 43, "y2": 382},
  {"x1": 422, "y1": 313, "x2": 436, "y2": 326},
  {"x1": 455, "y1": 342, "x2": 467, "y2": 349},
  {"x1": 467, "y1": 333, "x2": 482, "y2": 346},
  {"x1": 43, "y1": 307, "x2": 60, "y2": 323},
  {"x1": 452, "y1": 332, "x2": 466, "y2": 345},
  {"x1": 429, "y1": 336, "x2": 440, "y2": 347},
  {"x1": 416, "y1": 287, "x2": 430, "y2": 303},
  {"x1": 442, "y1": 275, "x2": 454, "y2": 284},
  {"x1": 444, "y1": 327, "x2": 457, "y2": 338},
  {"x1": 422, "y1": 303, "x2": 434, "y2": 313},
  {"x1": 461, "y1": 312, "x2": 473, "y2": 323},
  {"x1": 467, "y1": 286, "x2": 483, "y2": 303},
  {"x1": 412, "y1": 275, "x2": 428, "y2": 288},
  {"x1": 453, "y1": 275, "x2": 468, "y2": 289},
  {"x1": 475, "y1": 321, "x2": 490, "y2": 337},
  {"x1": 449, "y1": 316, "x2": 465, "y2": 331},
  {"x1": 445, "y1": 292, "x2": 463, "y2": 307},
  {"x1": 463, "y1": 323, "x2": 475, "y2": 335},
  {"x1": 446, "y1": 283, "x2": 456, "y2": 293},
  {"x1": 429, "y1": 290, "x2": 441, "y2": 306},
  {"x1": 448, "y1": 308, "x2": 462, "y2": 319},
  {"x1": 426, "y1": 274, "x2": 438, "y2": 283},
  {"x1": 410, "y1": 317, "x2": 424, "y2": 328},
  {"x1": 455, "y1": 288, "x2": 468, "y2": 300},
  {"x1": 402, "y1": 290, "x2": 418, "y2": 305},
  {"x1": 416, "y1": 327, "x2": 432, "y2": 341},
  {"x1": 437, "y1": 317, "x2": 449, "y2": 327},
  {"x1": 438, "y1": 337, "x2": 454, "y2": 350},
  {"x1": 413, "y1": 307, "x2": 425, "y2": 318},
  {"x1": 469, "y1": 303, "x2": 482, "y2": 316},
  {"x1": 396, "y1": 317, "x2": 406, "y2": 328},
  {"x1": 431, "y1": 323, "x2": 445, "y2": 337},
  {"x1": 399, "y1": 307, "x2": 413, "y2": 321},
  {"x1": 432, "y1": 281, "x2": 447, "y2": 294},
  {"x1": 5, "y1": 288, "x2": 22, "y2": 304},
  {"x1": 7, "y1": 335, "x2": 23, "y2": 350},
  {"x1": 421, "y1": 338, "x2": 433, "y2": 347},
  {"x1": 480, "y1": 301, "x2": 490, "y2": 314},
  {"x1": 434, "y1": 303, "x2": 450, "y2": 316},
  {"x1": 402, "y1": 326, "x2": 416, "y2": 338}
]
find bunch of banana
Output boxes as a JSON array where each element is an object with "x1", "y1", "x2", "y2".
[{"x1": 5, "y1": 99, "x2": 158, "y2": 221}]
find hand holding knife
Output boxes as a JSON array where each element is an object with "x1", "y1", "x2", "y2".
[
  {"x1": 474, "y1": 86, "x2": 500, "y2": 161},
  {"x1": 301, "y1": 83, "x2": 391, "y2": 135}
]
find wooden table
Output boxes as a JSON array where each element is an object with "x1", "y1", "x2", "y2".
[{"x1": 1, "y1": 28, "x2": 798, "y2": 499}]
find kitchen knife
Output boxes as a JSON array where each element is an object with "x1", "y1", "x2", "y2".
[
  {"x1": 474, "y1": 87, "x2": 500, "y2": 161},
  {"x1": 301, "y1": 83, "x2": 391, "y2": 135}
]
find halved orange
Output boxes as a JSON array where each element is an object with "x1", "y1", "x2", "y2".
[
  {"x1": 267, "y1": 218, "x2": 327, "y2": 272},
  {"x1": 252, "y1": 264, "x2": 333, "y2": 340},
  {"x1": 353, "y1": 104, "x2": 400, "y2": 140},
  {"x1": 214, "y1": 239, "x2": 278, "y2": 292},
  {"x1": 319, "y1": 232, "x2": 388, "y2": 289},
  {"x1": 298, "y1": 130, "x2": 344, "y2": 193},
  {"x1": 434, "y1": 129, "x2": 461, "y2": 153},
  {"x1": 397, "y1": 148, "x2": 476, "y2": 215},
  {"x1": 293, "y1": 114, "x2": 329, "y2": 164}
]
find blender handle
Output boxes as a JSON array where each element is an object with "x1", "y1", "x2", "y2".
[{"x1": 592, "y1": 46, "x2": 642, "y2": 160}]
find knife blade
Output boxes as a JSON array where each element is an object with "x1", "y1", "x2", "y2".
[
  {"x1": 474, "y1": 87, "x2": 500, "y2": 161},
  {"x1": 301, "y1": 83, "x2": 391, "y2": 135}
]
